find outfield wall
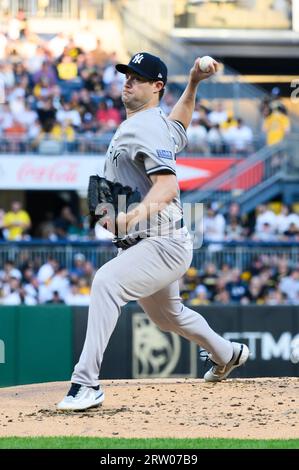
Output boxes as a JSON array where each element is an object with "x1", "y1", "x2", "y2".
[{"x1": 0, "y1": 305, "x2": 298, "y2": 387}]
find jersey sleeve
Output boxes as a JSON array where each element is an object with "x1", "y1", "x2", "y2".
[
  {"x1": 132, "y1": 116, "x2": 185, "y2": 176},
  {"x1": 167, "y1": 119, "x2": 188, "y2": 153}
]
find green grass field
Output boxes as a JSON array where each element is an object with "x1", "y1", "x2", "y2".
[{"x1": 0, "y1": 437, "x2": 298, "y2": 449}]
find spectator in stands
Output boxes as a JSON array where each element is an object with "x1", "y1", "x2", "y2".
[
  {"x1": 35, "y1": 211, "x2": 57, "y2": 240},
  {"x1": 188, "y1": 285, "x2": 210, "y2": 306},
  {"x1": 279, "y1": 269, "x2": 299, "y2": 304},
  {"x1": 221, "y1": 112, "x2": 238, "y2": 132},
  {"x1": 264, "y1": 289, "x2": 287, "y2": 306},
  {"x1": 282, "y1": 222, "x2": 299, "y2": 240},
  {"x1": 186, "y1": 117, "x2": 208, "y2": 153},
  {"x1": 0, "y1": 260, "x2": 22, "y2": 283},
  {"x1": 23, "y1": 272, "x2": 40, "y2": 304},
  {"x1": 0, "y1": 272, "x2": 36, "y2": 305},
  {"x1": 245, "y1": 276, "x2": 266, "y2": 304},
  {"x1": 200, "y1": 263, "x2": 218, "y2": 300},
  {"x1": 253, "y1": 222, "x2": 277, "y2": 242},
  {"x1": 65, "y1": 282, "x2": 90, "y2": 305},
  {"x1": 56, "y1": 99, "x2": 81, "y2": 129},
  {"x1": 0, "y1": 277, "x2": 22, "y2": 305},
  {"x1": 225, "y1": 218, "x2": 244, "y2": 241},
  {"x1": 3, "y1": 201, "x2": 31, "y2": 240},
  {"x1": 36, "y1": 97, "x2": 57, "y2": 130},
  {"x1": 49, "y1": 267, "x2": 70, "y2": 301},
  {"x1": 77, "y1": 88, "x2": 95, "y2": 114},
  {"x1": 26, "y1": 45, "x2": 47, "y2": 75},
  {"x1": 179, "y1": 267, "x2": 199, "y2": 301},
  {"x1": 254, "y1": 205, "x2": 277, "y2": 236},
  {"x1": 63, "y1": 37, "x2": 83, "y2": 62},
  {"x1": 46, "y1": 290, "x2": 65, "y2": 304},
  {"x1": 273, "y1": 258, "x2": 289, "y2": 284},
  {"x1": 226, "y1": 268, "x2": 249, "y2": 303},
  {"x1": 79, "y1": 65, "x2": 103, "y2": 93},
  {"x1": 218, "y1": 263, "x2": 234, "y2": 285},
  {"x1": 214, "y1": 288, "x2": 231, "y2": 305},
  {"x1": 223, "y1": 118, "x2": 253, "y2": 155},
  {"x1": 203, "y1": 203, "x2": 225, "y2": 250},
  {"x1": 226, "y1": 202, "x2": 249, "y2": 236},
  {"x1": 207, "y1": 124, "x2": 224, "y2": 155},
  {"x1": 37, "y1": 257, "x2": 59, "y2": 285},
  {"x1": 281, "y1": 206, "x2": 299, "y2": 237},
  {"x1": 54, "y1": 206, "x2": 82, "y2": 240},
  {"x1": 276, "y1": 204, "x2": 290, "y2": 235},
  {"x1": 57, "y1": 55, "x2": 78, "y2": 81},
  {"x1": 96, "y1": 100, "x2": 121, "y2": 130},
  {"x1": 15, "y1": 102, "x2": 38, "y2": 129},
  {"x1": 70, "y1": 253, "x2": 87, "y2": 277},
  {"x1": 33, "y1": 60, "x2": 57, "y2": 87},
  {"x1": 208, "y1": 101, "x2": 228, "y2": 126},
  {"x1": 263, "y1": 107, "x2": 290, "y2": 146},
  {"x1": 81, "y1": 261, "x2": 96, "y2": 286}
]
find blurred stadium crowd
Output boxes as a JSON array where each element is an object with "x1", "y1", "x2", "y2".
[
  {"x1": 1, "y1": 249, "x2": 299, "y2": 306},
  {"x1": 2, "y1": 199, "x2": 299, "y2": 243},
  {"x1": 1, "y1": 199, "x2": 299, "y2": 306},
  {"x1": 0, "y1": 16, "x2": 296, "y2": 306},
  {"x1": 0, "y1": 21, "x2": 291, "y2": 155}
]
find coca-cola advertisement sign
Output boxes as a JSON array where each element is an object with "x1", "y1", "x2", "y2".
[
  {"x1": 0, "y1": 156, "x2": 104, "y2": 190},
  {"x1": 17, "y1": 161, "x2": 79, "y2": 184}
]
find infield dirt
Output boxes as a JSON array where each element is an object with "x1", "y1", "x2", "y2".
[{"x1": 0, "y1": 378, "x2": 298, "y2": 439}]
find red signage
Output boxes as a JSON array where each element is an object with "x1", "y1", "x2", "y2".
[{"x1": 177, "y1": 157, "x2": 263, "y2": 191}]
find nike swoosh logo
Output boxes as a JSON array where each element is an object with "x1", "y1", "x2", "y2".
[{"x1": 95, "y1": 393, "x2": 104, "y2": 400}]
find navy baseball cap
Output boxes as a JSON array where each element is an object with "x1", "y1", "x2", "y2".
[{"x1": 116, "y1": 52, "x2": 167, "y2": 84}]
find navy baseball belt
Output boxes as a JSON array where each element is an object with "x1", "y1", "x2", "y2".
[{"x1": 113, "y1": 218, "x2": 185, "y2": 250}]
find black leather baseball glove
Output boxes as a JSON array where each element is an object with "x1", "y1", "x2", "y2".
[{"x1": 87, "y1": 175, "x2": 141, "y2": 230}]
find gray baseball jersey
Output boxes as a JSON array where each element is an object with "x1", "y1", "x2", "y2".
[
  {"x1": 71, "y1": 107, "x2": 235, "y2": 389},
  {"x1": 103, "y1": 107, "x2": 187, "y2": 237}
]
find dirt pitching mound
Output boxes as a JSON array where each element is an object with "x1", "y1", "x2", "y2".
[{"x1": 0, "y1": 378, "x2": 298, "y2": 439}]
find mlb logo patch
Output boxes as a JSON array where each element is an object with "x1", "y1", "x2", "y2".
[{"x1": 156, "y1": 149, "x2": 173, "y2": 160}]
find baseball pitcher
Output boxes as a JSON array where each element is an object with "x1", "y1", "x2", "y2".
[{"x1": 57, "y1": 52, "x2": 249, "y2": 411}]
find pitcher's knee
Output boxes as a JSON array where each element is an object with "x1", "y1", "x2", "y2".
[
  {"x1": 91, "y1": 267, "x2": 131, "y2": 303},
  {"x1": 92, "y1": 268, "x2": 117, "y2": 295},
  {"x1": 154, "y1": 319, "x2": 175, "y2": 333}
]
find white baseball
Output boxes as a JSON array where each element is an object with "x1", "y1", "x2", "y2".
[{"x1": 199, "y1": 56, "x2": 215, "y2": 73}]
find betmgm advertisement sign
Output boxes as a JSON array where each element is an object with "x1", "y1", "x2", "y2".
[{"x1": 132, "y1": 313, "x2": 197, "y2": 378}]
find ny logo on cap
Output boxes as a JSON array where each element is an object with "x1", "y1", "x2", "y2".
[{"x1": 132, "y1": 53, "x2": 144, "y2": 64}]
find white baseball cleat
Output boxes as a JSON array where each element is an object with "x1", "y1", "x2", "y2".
[
  {"x1": 204, "y1": 342, "x2": 250, "y2": 382},
  {"x1": 57, "y1": 383, "x2": 105, "y2": 411}
]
